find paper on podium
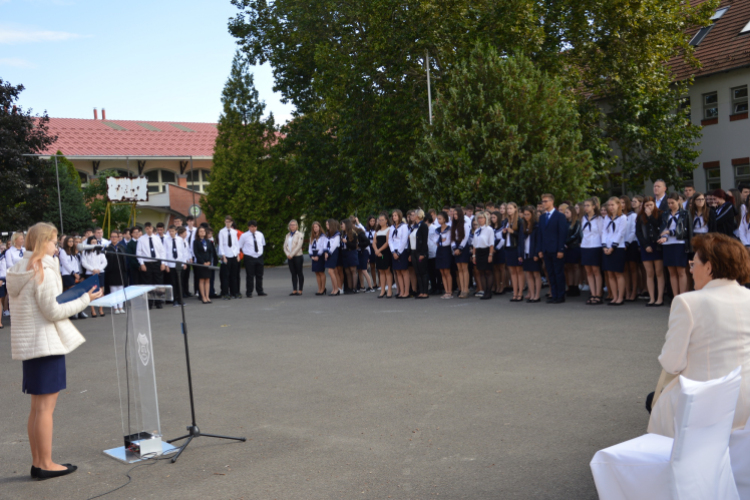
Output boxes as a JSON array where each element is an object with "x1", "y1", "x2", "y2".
[{"x1": 91, "y1": 285, "x2": 173, "y2": 307}]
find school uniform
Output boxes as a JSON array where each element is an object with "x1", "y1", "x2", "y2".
[
  {"x1": 193, "y1": 238, "x2": 217, "y2": 280},
  {"x1": 413, "y1": 221, "x2": 430, "y2": 295},
  {"x1": 365, "y1": 228, "x2": 377, "y2": 264},
  {"x1": 522, "y1": 225, "x2": 542, "y2": 273},
  {"x1": 238, "y1": 230, "x2": 266, "y2": 296},
  {"x1": 165, "y1": 235, "x2": 188, "y2": 304},
  {"x1": 375, "y1": 228, "x2": 392, "y2": 270},
  {"x1": 435, "y1": 226, "x2": 453, "y2": 270},
  {"x1": 660, "y1": 210, "x2": 689, "y2": 268},
  {"x1": 0, "y1": 252, "x2": 6, "y2": 299},
  {"x1": 493, "y1": 226, "x2": 506, "y2": 265},
  {"x1": 389, "y1": 223, "x2": 410, "y2": 270},
  {"x1": 538, "y1": 209, "x2": 569, "y2": 300},
  {"x1": 218, "y1": 226, "x2": 241, "y2": 298},
  {"x1": 5, "y1": 246, "x2": 26, "y2": 269},
  {"x1": 580, "y1": 215, "x2": 603, "y2": 267},
  {"x1": 357, "y1": 231, "x2": 370, "y2": 271},
  {"x1": 601, "y1": 215, "x2": 627, "y2": 273},
  {"x1": 80, "y1": 250, "x2": 107, "y2": 289},
  {"x1": 428, "y1": 221, "x2": 441, "y2": 292},
  {"x1": 59, "y1": 249, "x2": 81, "y2": 289},
  {"x1": 342, "y1": 232, "x2": 359, "y2": 268},
  {"x1": 714, "y1": 202, "x2": 737, "y2": 237},
  {"x1": 136, "y1": 233, "x2": 166, "y2": 307},
  {"x1": 451, "y1": 219, "x2": 471, "y2": 264},
  {"x1": 309, "y1": 235, "x2": 327, "y2": 273},
  {"x1": 324, "y1": 231, "x2": 341, "y2": 271},
  {"x1": 739, "y1": 216, "x2": 750, "y2": 248},
  {"x1": 183, "y1": 226, "x2": 197, "y2": 296},
  {"x1": 624, "y1": 212, "x2": 641, "y2": 263},
  {"x1": 636, "y1": 214, "x2": 663, "y2": 261},
  {"x1": 564, "y1": 220, "x2": 582, "y2": 264},
  {"x1": 472, "y1": 226, "x2": 495, "y2": 272},
  {"x1": 502, "y1": 219, "x2": 524, "y2": 267}
]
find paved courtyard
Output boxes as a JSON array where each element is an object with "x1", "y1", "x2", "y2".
[{"x1": 0, "y1": 268, "x2": 670, "y2": 499}]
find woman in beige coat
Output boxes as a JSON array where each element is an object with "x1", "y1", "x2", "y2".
[
  {"x1": 7, "y1": 222, "x2": 102, "y2": 480},
  {"x1": 284, "y1": 219, "x2": 305, "y2": 295},
  {"x1": 648, "y1": 233, "x2": 750, "y2": 438}
]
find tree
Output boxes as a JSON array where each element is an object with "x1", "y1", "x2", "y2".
[
  {"x1": 0, "y1": 78, "x2": 57, "y2": 231},
  {"x1": 411, "y1": 46, "x2": 593, "y2": 206},
  {"x1": 203, "y1": 51, "x2": 297, "y2": 265},
  {"x1": 42, "y1": 151, "x2": 93, "y2": 233}
]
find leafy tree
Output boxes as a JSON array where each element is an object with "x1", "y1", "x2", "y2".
[
  {"x1": 203, "y1": 51, "x2": 297, "y2": 265},
  {"x1": 43, "y1": 151, "x2": 93, "y2": 233},
  {"x1": 411, "y1": 46, "x2": 593, "y2": 206},
  {"x1": 83, "y1": 170, "x2": 132, "y2": 231},
  {"x1": 0, "y1": 78, "x2": 57, "y2": 231}
]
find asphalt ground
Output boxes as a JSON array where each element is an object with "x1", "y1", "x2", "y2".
[{"x1": 0, "y1": 268, "x2": 670, "y2": 499}]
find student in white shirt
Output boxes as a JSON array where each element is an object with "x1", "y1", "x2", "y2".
[
  {"x1": 389, "y1": 210, "x2": 410, "y2": 299},
  {"x1": 163, "y1": 225, "x2": 188, "y2": 306},
  {"x1": 323, "y1": 219, "x2": 343, "y2": 296},
  {"x1": 490, "y1": 211, "x2": 506, "y2": 296},
  {"x1": 238, "y1": 220, "x2": 267, "y2": 297},
  {"x1": 5, "y1": 231, "x2": 26, "y2": 270},
  {"x1": 471, "y1": 212, "x2": 495, "y2": 300},
  {"x1": 93, "y1": 227, "x2": 110, "y2": 248},
  {"x1": 580, "y1": 198, "x2": 604, "y2": 305},
  {"x1": 434, "y1": 211, "x2": 453, "y2": 299},
  {"x1": 136, "y1": 222, "x2": 167, "y2": 309},
  {"x1": 451, "y1": 206, "x2": 472, "y2": 299},
  {"x1": 426, "y1": 210, "x2": 441, "y2": 295},
  {"x1": 602, "y1": 197, "x2": 628, "y2": 306},
  {"x1": 184, "y1": 216, "x2": 198, "y2": 297},
  {"x1": 81, "y1": 235, "x2": 108, "y2": 317},
  {"x1": 620, "y1": 196, "x2": 640, "y2": 302},
  {"x1": 308, "y1": 221, "x2": 328, "y2": 295},
  {"x1": 364, "y1": 216, "x2": 380, "y2": 290},
  {"x1": 218, "y1": 216, "x2": 241, "y2": 299}
]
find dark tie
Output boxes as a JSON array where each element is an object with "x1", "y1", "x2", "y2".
[
  {"x1": 97, "y1": 239, "x2": 102, "y2": 245},
  {"x1": 172, "y1": 239, "x2": 178, "y2": 258},
  {"x1": 608, "y1": 220, "x2": 615, "y2": 231},
  {"x1": 149, "y1": 236, "x2": 155, "y2": 258},
  {"x1": 694, "y1": 217, "x2": 701, "y2": 229},
  {"x1": 545, "y1": 213, "x2": 550, "y2": 226},
  {"x1": 160, "y1": 235, "x2": 164, "y2": 244},
  {"x1": 583, "y1": 218, "x2": 591, "y2": 231},
  {"x1": 19, "y1": 249, "x2": 23, "y2": 257},
  {"x1": 670, "y1": 216, "x2": 678, "y2": 227},
  {"x1": 252, "y1": 233, "x2": 258, "y2": 252},
  {"x1": 227, "y1": 229, "x2": 232, "y2": 248}
]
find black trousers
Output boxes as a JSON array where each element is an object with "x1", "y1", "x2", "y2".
[
  {"x1": 288, "y1": 255, "x2": 304, "y2": 291},
  {"x1": 414, "y1": 253, "x2": 430, "y2": 295},
  {"x1": 427, "y1": 257, "x2": 442, "y2": 292},
  {"x1": 221, "y1": 256, "x2": 240, "y2": 296},
  {"x1": 543, "y1": 252, "x2": 566, "y2": 299},
  {"x1": 140, "y1": 261, "x2": 163, "y2": 306},
  {"x1": 245, "y1": 256, "x2": 264, "y2": 295},
  {"x1": 169, "y1": 267, "x2": 184, "y2": 304},
  {"x1": 128, "y1": 266, "x2": 140, "y2": 286},
  {"x1": 181, "y1": 265, "x2": 191, "y2": 297}
]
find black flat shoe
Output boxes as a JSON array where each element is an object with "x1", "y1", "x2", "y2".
[
  {"x1": 36, "y1": 464, "x2": 77, "y2": 480},
  {"x1": 653, "y1": 302, "x2": 665, "y2": 307},
  {"x1": 31, "y1": 465, "x2": 38, "y2": 479},
  {"x1": 289, "y1": 292, "x2": 298, "y2": 296}
]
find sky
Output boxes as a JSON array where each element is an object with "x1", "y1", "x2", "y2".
[{"x1": 0, "y1": 0, "x2": 294, "y2": 124}]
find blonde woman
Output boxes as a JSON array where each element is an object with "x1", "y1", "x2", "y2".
[
  {"x1": 284, "y1": 219, "x2": 305, "y2": 295},
  {"x1": 7, "y1": 222, "x2": 102, "y2": 480}
]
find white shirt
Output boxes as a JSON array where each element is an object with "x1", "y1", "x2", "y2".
[
  {"x1": 80, "y1": 251, "x2": 107, "y2": 274},
  {"x1": 739, "y1": 216, "x2": 750, "y2": 246},
  {"x1": 692, "y1": 214, "x2": 708, "y2": 234},
  {"x1": 602, "y1": 215, "x2": 627, "y2": 249},
  {"x1": 184, "y1": 226, "x2": 197, "y2": 258},
  {"x1": 136, "y1": 233, "x2": 167, "y2": 265},
  {"x1": 493, "y1": 226, "x2": 505, "y2": 251},
  {"x1": 436, "y1": 226, "x2": 452, "y2": 248},
  {"x1": 427, "y1": 222, "x2": 440, "y2": 258},
  {"x1": 0, "y1": 254, "x2": 6, "y2": 279},
  {"x1": 655, "y1": 194, "x2": 666, "y2": 208},
  {"x1": 388, "y1": 223, "x2": 408, "y2": 255},
  {"x1": 624, "y1": 212, "x2": 638, "y2": 244},
  {"x1": 409, "y1": 225, "x2": 419, "y2": 250},
  {"x1": 239, "y1": 230, "x2": 265, "y2": 258},
  {"x1": 472, "y1": 226, "x2": 494, "y2": 249},
  {"x1": 95, "y1": 237, "x2": 111, "y2": 247},
  {"x1": 6, "y1": 246, "x2": 26, "y2": 268},
  {"x1": 451, "y1": 219, "x2": 471, "y2": 251},
  {"x1": 325, "y1": 232, "x2": 340, "y2": 255},
  {"x1": 59, "y1": 249, "x2": 81, "y2": 276},
  {"x1": 164, "y1": 235, "x2": 188, "y2": 268},
  {"x1": 309, "y1": 234, "x2": 327, "y2": 256},
  {"x1": 218, "y1": 227, "x2": 240, "y2": 258},
  {"x1": 663, "y1": 212, "x2": 685, "y2": 245},
  {"x1": 581, "y1": 215, "x2": 603, "y2": 249}
]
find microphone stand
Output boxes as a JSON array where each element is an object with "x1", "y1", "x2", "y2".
[{"x1": 98, "y1": 246, "x2": 246, "y2": 463}]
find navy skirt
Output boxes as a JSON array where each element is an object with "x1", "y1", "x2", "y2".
[
  {"x1": 368, "y1": 248, "x2": 376, "y2": 263},
  {"x1": 564, "y1": 246, "x2": 581, "y2": 265},
  {"x1": 336, "y1": 249, "x2": 344, "y2": 268},
  {"x1": 23, "y1": 355, "x2": 66, "y2": 395},
  {"x1": 523, "y1": 256, "x2": 542, "y2": 273},
  {"x1": 505, "y1": 248, "x2": 522, "y2": 267},
  {"x1": 392, "y1": 251, "x2": 409, "y2": 270},
  {"x1": 493, "y1": 248, "x2": 506, "y2": 265},
  {"x1": 62, "y1": 274, "x2": 76, "y2": 289},
  {"x1": 625, "y1": 242, "x2": 641, "y2": 263},
  {"x1": 454, "y1": 248, "x2": 471, "y2": 264},
  {"x1": 0, "y1": 281, "x2": 6, "y2": 299},
  {"x1": 436, "y1": 246, "x2": 453, "y2": 270},
  {"x1": 663, "y1": 243, "x2": 688, "y2": 268},
  {"x1": 581, "y1": 247, "x2": 602, "y2": 267},
  {"x1": 311, "y1": 253, "x2": 325, "y2": 273},
  {"x1": 602, "y1": 247, "x2": 626, "y2": 273},
  {"x1": 324, "y1": 249, "x2": 339, "y2": 269},
  {"x1": 358, "y1": 250, "x2": 369, "y2": 270},
  {"x1": 343, "y1": 249, "x2": 358, "y2": 268},
  {"x1": 86, "y1": 272, "x2": 105, "y2": 289},
  {"x1": 640, "y1": 246, "x2": 663, "y2": 262}
]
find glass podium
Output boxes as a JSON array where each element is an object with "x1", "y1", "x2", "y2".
[{"x1": 91, "y1": 285, "x2": 178, "y2": 463}]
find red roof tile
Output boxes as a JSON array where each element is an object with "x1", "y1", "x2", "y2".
[
  {"x1": 41, "y1": 118, "x2": 218, "y2": 157},
  {"x1": 670, "y1": 0, "x2": 750, "y2": 81}
]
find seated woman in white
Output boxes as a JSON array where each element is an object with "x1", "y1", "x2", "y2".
[{"x1": 648, "y1": 232, "x2": 750, "y2": 438}]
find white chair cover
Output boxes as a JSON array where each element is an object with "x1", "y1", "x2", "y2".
[
  {"x1": 591, "y1": 366, "x2": 742, "y2": 500},
  {"x1": 730, "y1": 417, "x2": 750, "y2": 499}
]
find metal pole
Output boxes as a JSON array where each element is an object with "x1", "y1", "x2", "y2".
[
  {"x1": 426, "y1": 50, "x2": 433, "y2": 125},
  {"x1": 54, "y1": 156, "x2": 64, "y2": 234},
  {"x1": 190, "y1": 156, "x2": 195, "y2": 208}
]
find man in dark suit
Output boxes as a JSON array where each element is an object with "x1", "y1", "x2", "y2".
[
  {"x1": 654, "y1": 179, "x2": 668, "y2": 212},
  {"x1": 537, "y1": 194, "x2": 569, "y2": 303}
]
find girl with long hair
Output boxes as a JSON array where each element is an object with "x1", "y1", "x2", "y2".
[
  {"x1": 502, "y1": 202, "x2": 525, "y2": 301},
  {"x1": 712, "y1": 189, "x2": 737, "y2": 237},
  {"x1": 521, "y1": 206, "x2": 542, "y2": 302},
  {"x1": 390, "y1": 209, "x2": 411, "y2": 299},
  {"x1": 435, "y1": 211, "x2": 454, "y2": 299},
  {"x1": 620, "y1": 195, "x2": 640, "y2": 302},
  {"x1": 365, "y1": 215, "x2": 379, "y2": 289},
  {"x1": 560, "y1": 203, "x2": 582, "y2": 297},
  {"x1": 490, "y1": 211, "x2": 506, "y2": 295},
  {"x1": 374, "y1": 213, "x2": 394, "y2": 298},
  {"x1": 637, "y1": 197, "x2": 665, "y2": 306},
  {"x1": 356, "y1": 226, "x2": 375, "y2": 292},
  {"x1": 471, "y1": 212, "x2": 495, "y2": 300},
  {"x1": 325, "y1": 219, "x2": 343, "y2": 296},
  {"x1": 341, "y1": 219, "x2": 359, "y2": 293},
  {"x1": 81, "y1": 235, "x2": 107, "y2": 318},
  {"x1": 602, "y1": 197, "x2": 627, "y2": 305},
  {"x1": 193, "y1": 226, "x2": 217, "y2": 303},
  {"x1": 581, "y1": 198, "x2": 603, "y2": 305},
  {"x1": 657, "y1": 193, "x2": 690, "y2": 296},
  {"x1": 308, "y1": 221, "x2": 328, "y2": 295},
  {"x1": 451, "y1": 206, "x2": 471, "y2": 298},
  {"x1": 336, "y1": 220, "x2": 346, "y2": 292}
]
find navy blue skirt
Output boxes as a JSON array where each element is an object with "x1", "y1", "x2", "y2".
[
  {"x1": 663, "y1": 243, "x2": 688, "y2": 268},
  {"x1": 325, "y1": 249, "x2": 339, "y2": 269},
  {"x1": 625, "y1": 242, "x2": 641, "y2": 263},
  {"x1": 454, "y1": 248, "x2": 471, "y2": 264},
  {"x1": 523, "y1": 256, "x2": 542, "y2": 273},
  {"x1": 564, "y1": 246, "x2": 581, "y2": 265},
  {"x1": 86, "y1": 272, "x2": 105, "y2": 289},
  {"x1": 342, "y1": 249, "x2": 358, "y2": 268},
  {"x1": 311, "y1": 253, "x2": 325, "y2": 273},
  {"x1": 640, "y1": 246, "x2": 663, "y2": 262},
  {"x1": 358, "y1": 250, "x2": 369, "y2": 270},
  {"x1": 23, "y1": 355, "x2": 66, "y2": 395},
  {"x1": 62, "y1": 274, "x2": 76, "y2": 289},
  {"x1": 392, "y1": 251, "x2": 409, "y2": 270},
  {"x1": 368, "y1": 248, "x2": 376, "y2": 263},
  {"x1": 602, "y1": 247, "x2": 626, "y2": 273},
  {"x1": 436, "y1": 246, "x2": 453, "y2": 270},
  {"x1": 505, "y1": 248, "x2": 522, "y2": 267},
  {"x1": 0, "y1": 282, "x2": 6, "y2": 299},
  {"x1": 493, "y1": 248, "x2": 506, "y2": 265},
  {"x1": 581, "y1": 247, "x2": 602, "y2": 267}
]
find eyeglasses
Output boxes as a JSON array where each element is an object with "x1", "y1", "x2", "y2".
[{"x1": 695, "y1": 198, "x2": 705, "y2": 202}]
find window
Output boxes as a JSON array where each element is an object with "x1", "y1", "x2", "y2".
[
  {"x1": 145, "y1": 169, "x2": 177, "y2": 193},
  {"x1": 77, "y1": 171, "x2": 89, "y2": 186},
  {"x1": 703, "y1": 92, "x2": 718, "y2": 119},
  {"x1": 742, "y1": 19, "x2": 750, "y2": 34},
  {"x1": 706, "y1": 166, "x2": 722, "y2": 191},
  {"x1": 732, "y1": 86, "x2": 748, "y2": 114},
  {"x1": 736, "y1": 163, "x2": 750, "y2": 187},
  {"x1": 690, "y1": 7, "x2": 729, "y2": 46},
  {"x1": 186, "y1": 169, "x2": 210, "y2": 193}
]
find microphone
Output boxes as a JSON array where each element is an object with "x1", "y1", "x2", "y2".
[{"x1": 77, "y1": 243, "x2": 105, "y2": 251}]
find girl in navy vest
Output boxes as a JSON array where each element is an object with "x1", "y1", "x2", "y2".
[
  {"x1": 324, "y1": 219, "x2": 342, "y2": 296},
  {"x1": 521, "y1": 206, "x2": 542, "y2": 302},
  {"x1": 637, "y1": 197, "x2": 665, "y2": 306},
  {"x1": 435, "y1": 211, "x2": 454, "y2": 299},
  {"x1": 309, "y1": 221, "x2": 328, "y2": 295}
]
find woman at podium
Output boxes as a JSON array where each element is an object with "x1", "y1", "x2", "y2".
[{"x1": 6, "y1": 222, "x2": 103, "y2": 480}]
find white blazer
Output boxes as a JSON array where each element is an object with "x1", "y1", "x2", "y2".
[{"x1": 648, "y1": 279, "x2": 750, "y2": 438}]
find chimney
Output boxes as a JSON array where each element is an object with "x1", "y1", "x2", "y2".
[
  {"x1": 102, "y1": 108, "x2": 106, "y2": 120},
  {"x1": 93, "y1": 107, "x2": 98, "y2": 120}
]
